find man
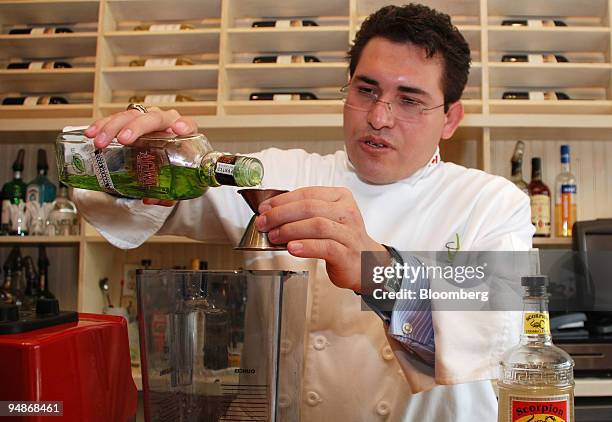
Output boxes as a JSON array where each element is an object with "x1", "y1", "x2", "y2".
[{"x1": 77, "y1": 4, "x2": 533, "y2": 420}]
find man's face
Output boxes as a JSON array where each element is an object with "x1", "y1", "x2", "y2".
[{"x1": 343, "y1": 36, "x2": 460, "y2": 184}]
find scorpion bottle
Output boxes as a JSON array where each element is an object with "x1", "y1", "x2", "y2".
[{"x1": 497, "y1": 275, "x2": 574, "y2": 422}]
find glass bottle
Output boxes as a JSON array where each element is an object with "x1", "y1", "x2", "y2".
[
  {"x1": 128, "y1": 57, "x2": 193, "y2": 67},
  {"x1": 11, "y1": 248, "x2": 25, "y2": 307},
  {"x1": 38, "y1": 245, "x2": 54, "y2": 299},
  {"x1": 528, "y1": 158, "x2": 551, "y2": 237},
  {"x1": 510, "y1": 141, "x2": 528, "y2": 195},
  {"x1": 498, "y1": 275, "x2": 574, "y2": 422},
  {"x1": 128, "y1": 94, "x2": 195, "y2": 104},
  {"x1": 56, "y1": 129, "x2": 264, "y2": 200},
  {"x1": 1, "y1": 149, "x2": 28, "y2": 236},
  {"x1": 22, "y1": 256, "x2": 40, "y2": 311},
  {"x1": 554, "y1": 145, "x2": 577, "y2": 238},
  {"x1": 133, "y1": 23, "x2": 194, "y2": 31},
  {"x1": 2, "y1": 96, "x2": 69, "y2": 105},
  {"x1": 27, "y1": 149, "x2": 57, "y2": 204},
  {"x1": 47, "y1": 184, "x2": 80, "y2": 236},
  {"x1": 7, "y1": 61, "x2": 72, "y2": 69},
  {"x1": 8, "y1": 27, "x2": 73, "y2": 35}
]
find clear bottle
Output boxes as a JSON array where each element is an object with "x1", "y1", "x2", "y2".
[
  {"x1": 554, "y1": 145, "x2": 577, "y2": 238},
  {"x1": 128, "y1": 57, "x2": 193, "y2": 67},
  {"x1": 56, "y1": 129, "x2": 264, "y2": 200},
  {"x1": 498, "y1": 275, "x2": 574, "y2": 422},
  {"x1": 528, "y1": 157, "x2": 551, "y2": 237},
  {"x1": 47, "y1": 184, "x2": 80, "y2": 236},
  {"x1": 510, "y1": 141, "x2": 528, "y2": 195},
  {"x1": 1, "y1": 149, "x2": 28, "y2": 236},
  {"x1": 128, "y1": 94, "x2": 195, "y2": 104},
  {"x1": 133, "y1": 23, "x2": 194, "y2": 31}
]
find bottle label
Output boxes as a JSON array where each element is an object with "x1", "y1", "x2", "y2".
[
  {"x1": 144, "y1": 94, "x2": 177, "y2": 103},
  {"x1": 524, "y1": 312, "x2": 550, "y2": 334},
  {"x1": 31, "y1": 27, "x2": 46, "y2": 35},
  {"x1": 26, "y1": 186, "x2": 41, "y2": 204},
  {"x1": 144, "y1": 58, "x2": 177, "y2": 67},
  {"x1": 24, "y1": 96, "x2": 40, "y2": 106},
  {"x1": 509, "y1": 395, "x2": 570, "y2": 422},
  {"x1": 93, "y1": 149, "x2": 117, "y2": 194},
  {"x1": 214, "y1": 156, "x2": 237, "y2": 186},
  {"x1": 531, "y1": 194, "x2": 551, "y2": 235},
  {"x1": 1, "y1": 199, "x2": 10, "y2": 225},
  {"x1": 135, "y1": 150, "x2": 159, "y2": 188},
  {"x1": 28, "y1": 61, "x2": 44, "y2": 70},
  {"x1": 149, "y1": 24, "x2": 181, "y2": 32}
]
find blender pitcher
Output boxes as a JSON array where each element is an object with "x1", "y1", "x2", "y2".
[{"x1": 137, "y1": 270, "x2": 307, "y2": 422}]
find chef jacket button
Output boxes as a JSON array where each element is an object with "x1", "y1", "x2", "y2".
[
  {"x1": 278, "y1": 394, "x2": 291, "y2": 408},
  {"x1": 376, "y1": 400, "x2": 391, "y2": 416},
  {"x1": 402, "y1": 322, "x2": 413, "y2": 335},
  {"x1": 280, "y1": 339, "x2": 292, "y2": 354},
  {"x1": 306, "y1": 391, "x2": 322, "y2": 406},
  {"x1": 381, "y1": 345, "x2": 394, "y2": 361},
  {"x1": 313, "y1": 335, "x2": 327, "y2": 351}
]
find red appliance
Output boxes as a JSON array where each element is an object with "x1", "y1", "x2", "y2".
[{"x1": 0, "y1": 304, "x2": 137, "y2": 422}]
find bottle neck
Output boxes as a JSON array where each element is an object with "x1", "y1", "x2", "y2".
[
  {"x1": 520, "y1": 295, "x2": 552, "y2": 345},
  {"x1": 14, "y1": 171, "x2": 22, "y2": 180},
  {"x1": 511, "y1": 161, "x2": 523, "y2": 178},
  {"x1": 560, "y1": 161, "x2": 570, "y2": 173}
]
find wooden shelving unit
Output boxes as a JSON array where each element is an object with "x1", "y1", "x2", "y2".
[{"x1": 0, "y1": 0, "x2": 611, "y2": 313}]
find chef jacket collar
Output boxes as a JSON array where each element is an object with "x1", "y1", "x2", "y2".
[{"x1": 344, "y1": 146, "x2": 441, "y2": 187}]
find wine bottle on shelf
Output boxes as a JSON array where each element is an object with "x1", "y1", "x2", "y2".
[
  {"x1": 554, "y1": 145, "x2": 577, "y2": 238},
  {"x1": 8, "y1": 27, "x2": 73, "y2": 35},
  {"x1": 22, "y1": 256, "x2": 40, "y2": 311},
  {"x1": 57, "y1": 129, "x2": 264, "y2": 200},
  {"x1": 528, "y1": 157, "x2": 552, "y2": 238},
  {"x1": 510, "y1": 141, "x2": 528, "y2": 195},
  {"x1": 128, "y1": 57, "x2": 193, "y2": 67},
  {"x1": 47, "y1": 184, "x2": 79, "y2": 236},
  {"x1": 1, "y1": 149, "x2": 28, "y2": 236},
  {"x1": 1, "y1": 248, "x2": 17, "y2": 304},
  {"x1": 12, "y1": 248, "x2": 25, "y2": 307},
  {"x1": 133, "y1": 23, "x2": 194, "y2": 31},
  {"x1": 128, "y1": 94, "x2": 195, "y2": 104},
  {"x1": 7, "y1": 61, "x2": 72, "y2": 69},
  {"x1": 1, "y1": 96, "x2": 69, "y2": 106},
  {"x1": 38, "y1": 245, "x2": 54, "y2": 299}
]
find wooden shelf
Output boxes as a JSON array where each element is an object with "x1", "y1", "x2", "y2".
[
  {"x1": 0, "y1": 1, "x2": 100, "y2": 25},
  {"x1": 223, "y1": 99, "x2": 342, "y2": 115},
  {"x1": 228, "y1": 26, "x2": 350, "y2": 53},
  {"x1": 0, "y1": 33, "x2": 98, "y2": 59},
  {"x1": 102, "y1": 65, "x2": 219, "y2": 90},
  {"x1": 488, "y1": 27, "x2": 610, "y2": 52},
  {"x1": 356, "y1": 0, "x2": 479, "y2": 18},
  {"x1": 0, "y1": 68, "x2": 95, "y2": 93},
  {"x1": 533, "y1": 237, "x2": 572, "y2": 247},
  {"x1": 489, "y1": 63, "x2": 611, "y2": 88},
  {"x1": 226, "y1": 63, "x2": 347, "y2": 88},
  {"x1": 106, "y1": 0, "x2": 221, "y2": 22},
  {"x1": 230, "y1": 0, "x2": 348, "y2": 19},
  {"x1": 488, "y1": 0, "x2": 608, "y2": 18},
  {"x1": 489, "y1": 100, "x2": 612, "y2": 115},
  {"x1": 0, "y1": 235, "x2": 81, "y2": 244},
  {"x1": 0, "y1": 104, "x2": 93, "y2": 119},
  {"x1": 104, "y1": 29, "x2": 220, "y2": 56},
  {"x1": 100, "y1": 101, "x2": 217, "y2": 116}
]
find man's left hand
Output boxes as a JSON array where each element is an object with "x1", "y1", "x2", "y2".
[{"x1": 255, "y1": 187, "x2": 386, "y2": 292}]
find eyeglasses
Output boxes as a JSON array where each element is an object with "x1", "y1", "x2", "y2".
[{"x1": 340, "y1": 84, "x2": 445, "y2": 122}]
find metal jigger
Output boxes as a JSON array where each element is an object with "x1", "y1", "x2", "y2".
[{"x1": 235, "y1": 189, "x2": 288, "y2": 250}]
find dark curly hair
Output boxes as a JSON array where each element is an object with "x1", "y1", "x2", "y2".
[{"x1": 348, "y1": 4, "x2": 471, "y2": 109}]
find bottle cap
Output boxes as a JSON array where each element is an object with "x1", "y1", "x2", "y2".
[
  {"x1": 13, "y1": 149, "x2": 25, "y2": 172},
  {"x1": 560, "y1": 145, "x2": 570, "y2": 163}
]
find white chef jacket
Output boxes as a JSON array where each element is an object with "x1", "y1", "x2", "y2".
[{"x1": 74, "y1": 147, "x2": 534, "y2": 421}]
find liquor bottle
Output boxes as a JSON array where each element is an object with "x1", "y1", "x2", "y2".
[
  {"x1": 27, "y1": 149, "x2": 57, "y2": 204},
  {"x1": 22, "y1": 256, "x2": 40, "y2": 311},
  {"x1": 528, "y1": 158, "x2": 551, "y2": 237},
  {"x1": 47, "y1": 184, "x2": 79, "y2": 236},
  {"x1": 2, "y1": 96, "x2": 69, "y2": 105},
  {"x1": 498, "y1": 275, "x2": 574, "y2": 422},
  {"x1": 11, "y1": 248, "x2": 25, "y2": 307},
  {"x1": 1, "y1": 250, "x2": 16, "y2": 304},
  {"x1": 7, "y1": 61, "x2": 72, "y2": 69},
  {"x1": 252, "y1": 55, "x2": 320, "y2": 63},
  {"x1": 1, "y1": 150, "x2": 28, "y2": 236},
  {"x1": 249, "y1": 92, "x2": 318, "y2": 101},
  {"x1": 38, "y1": 245, "x2": 54, "y2": 299},
  {"x1": 510, "y1": 141, "x2": 528, "y2": 195},
  {"x1": 128, "y1": 57, "x2": 193, "y2": 67},
  {"x1": 8, "y1": 27, "x2": 73, "y2": 34},
  {"x1": 133, "y1": 23, "x2": 194, "y2": 31},
  {"x1": 554, "y1": 145, "x2": 577, "y2": 238},
  {"x1": 128, "y1": 94, "x2": 195, "y2": 104},
  {"x1": 57, "y1": 130, "x2": 264, "y2": 200}
]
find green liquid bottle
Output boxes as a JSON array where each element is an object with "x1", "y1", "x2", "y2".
[
  {"x1": 56, "y1": 129, "x2": 264, "y2": 200},
  {"x1": 1, "y1": 149, "x2": 28, "y2": 235}
]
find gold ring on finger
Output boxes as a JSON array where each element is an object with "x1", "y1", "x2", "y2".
[{"x1": 126, "y1": 103, "x2": 148, "y2": 114}]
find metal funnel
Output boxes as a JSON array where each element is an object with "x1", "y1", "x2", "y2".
[{"x1": 235, "y1": 189, "x2": 288, "y2": 250}]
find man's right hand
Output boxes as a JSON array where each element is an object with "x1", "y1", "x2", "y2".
[{"x1": 84, "y1": 107, "x2": 198, "y2": 207}]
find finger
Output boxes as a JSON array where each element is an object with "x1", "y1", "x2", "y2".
[
  {"x1": 286, "y1": 238, "x2": 348, "y2": 263},
  {"x1": 266, "y1": 218, "x2": 353, "y2": 247},
  {"x1": 92, "y1": 109, "x2": 148, "y2": 148},
  {"x1": 85, "y1": 115, "x2": 115, "y2": 138},
  {"x1": 256, "y1": 199, "x2": 352, "y2": 232},
  {"x1": 259, "y1": 186, "x2": 349, "y2": 212},
  {"x1": 171, "y1": 116, "x2": 199, "y2": 135},
  {"x1": 115, "y1": 108, "x2": 183, "y2": 145}
]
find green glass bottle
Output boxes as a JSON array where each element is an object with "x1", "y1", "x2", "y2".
[
  {"x1": 56, "y1": 129, "x2": 264, "y2": 200},
  {"x1": 1, "y1": 150, "x2": 28, "y2": 235}
]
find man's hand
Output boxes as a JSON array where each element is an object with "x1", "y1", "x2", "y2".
[
  {"x1": 84, "y1": 107, "x2": 197, "y2": 207},
  {"x1": 255, "y1": 187, "x2": 386, "y2": 292}
]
